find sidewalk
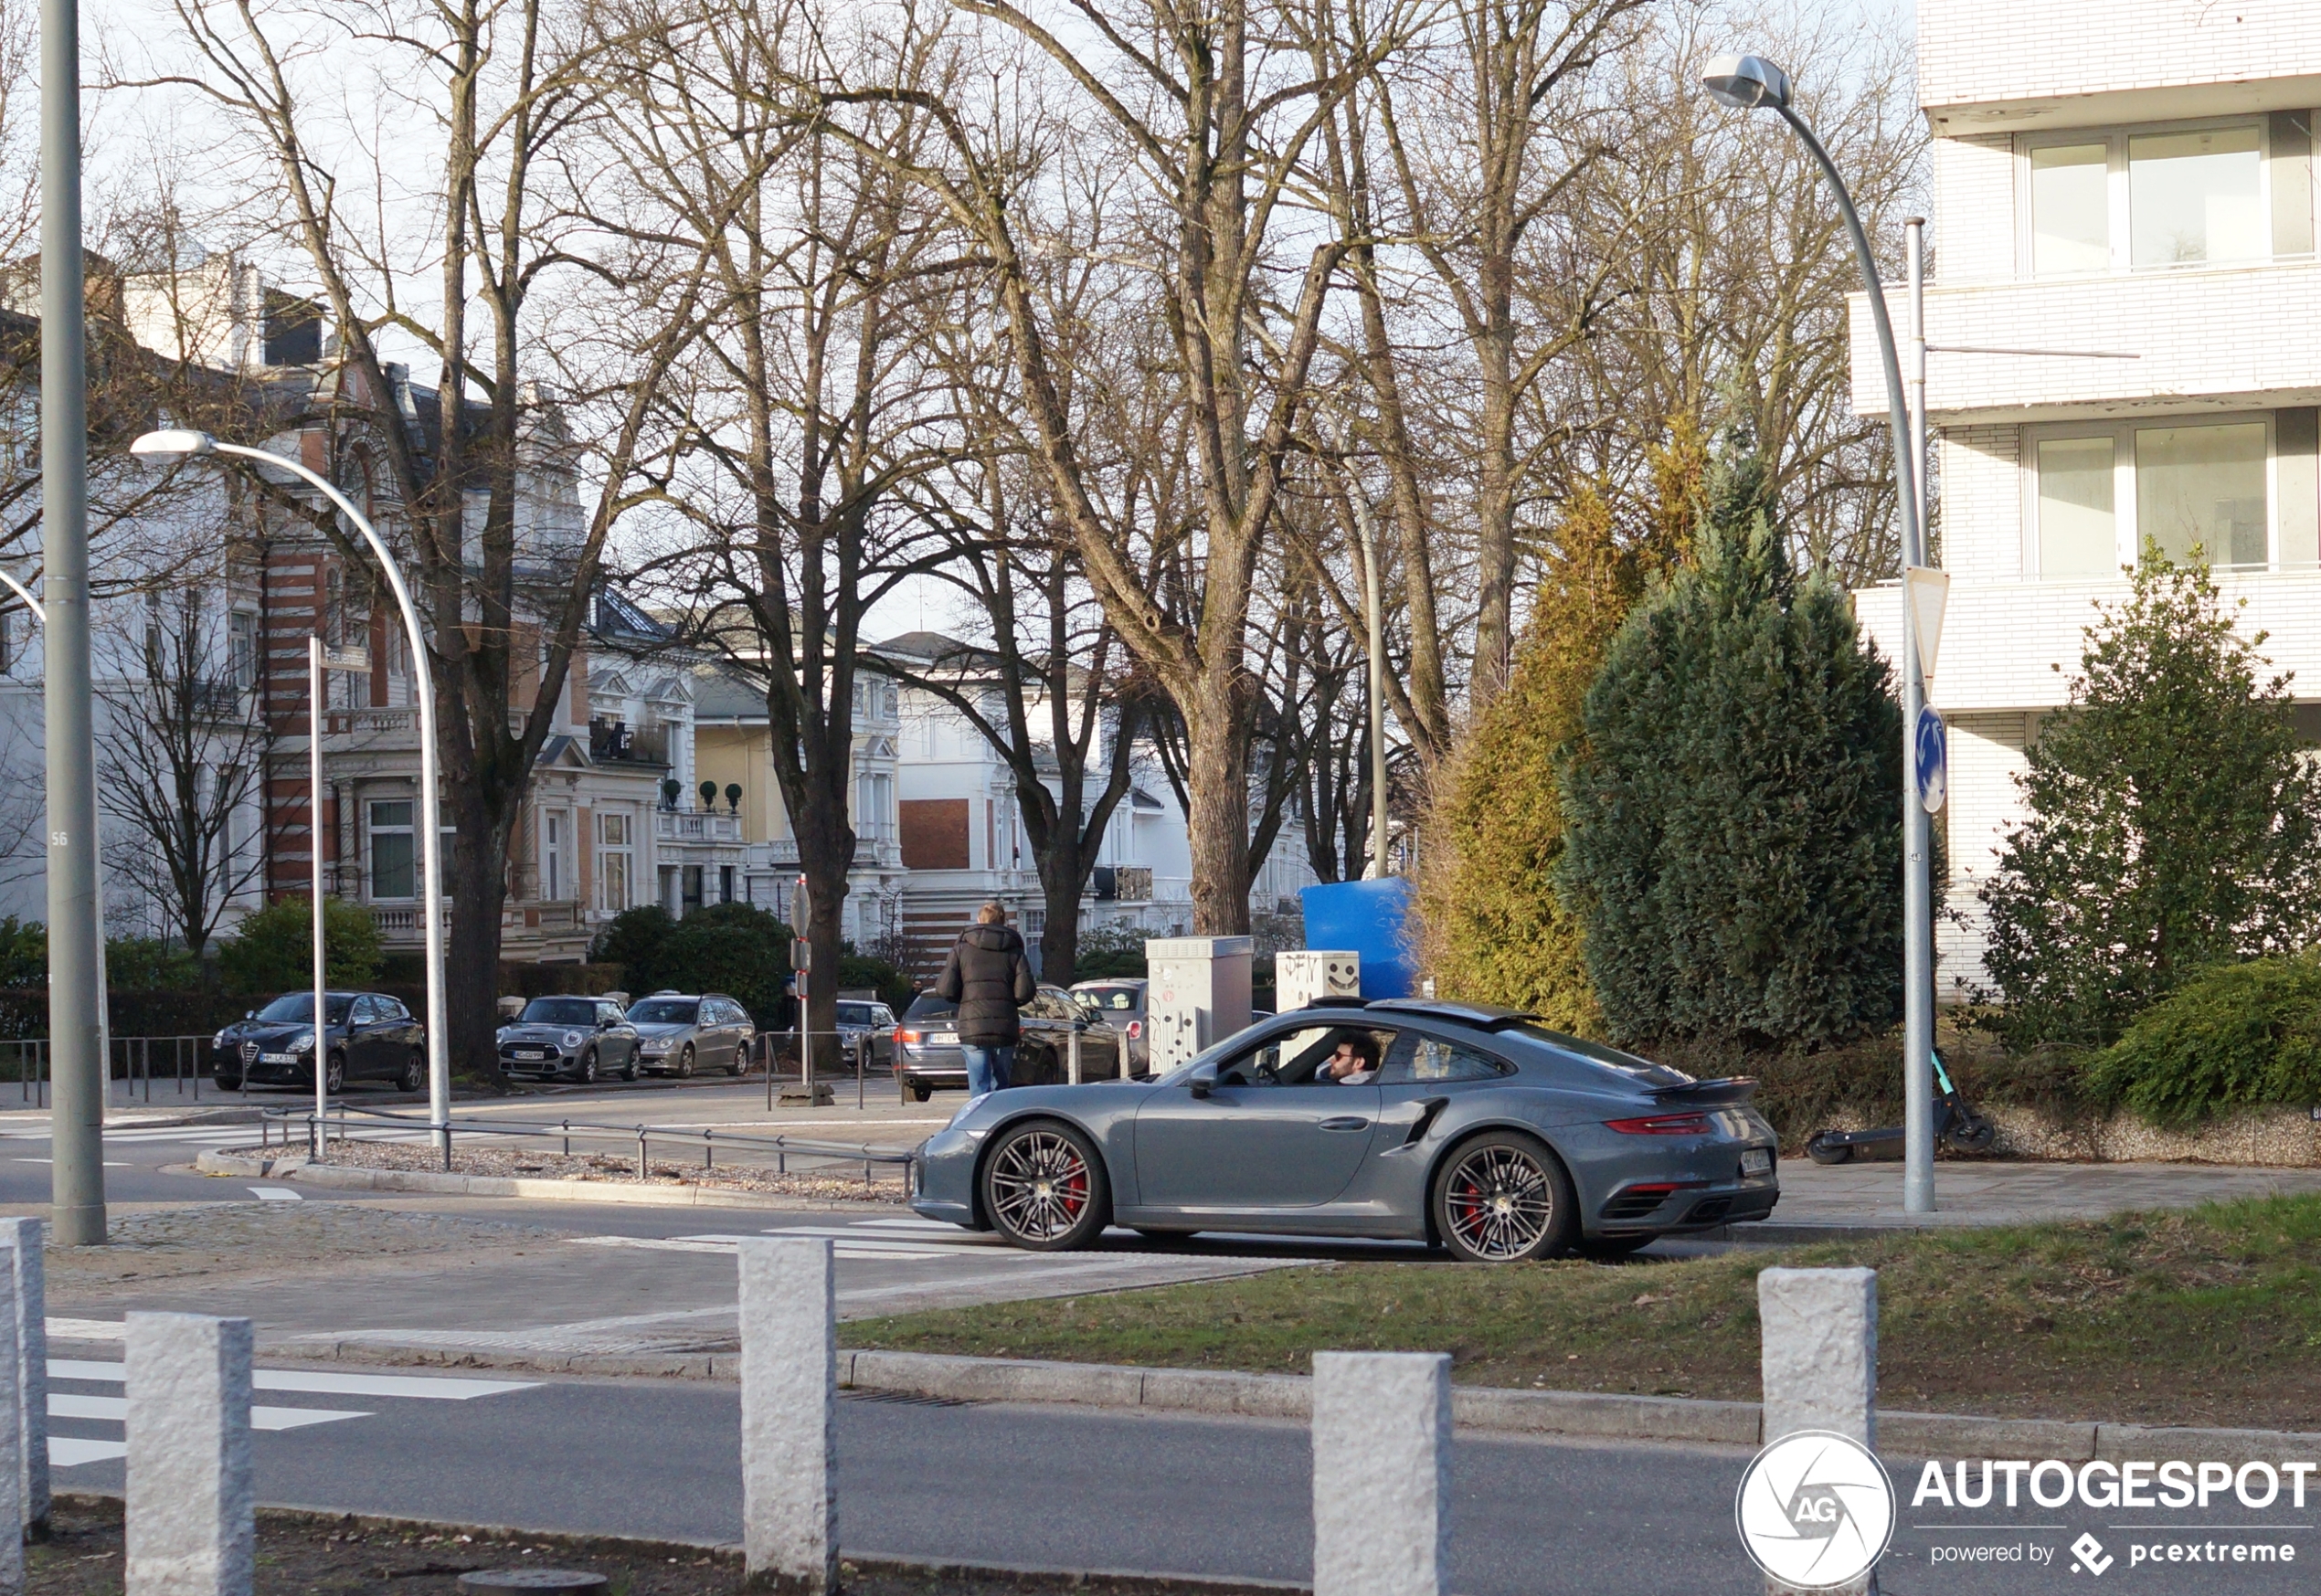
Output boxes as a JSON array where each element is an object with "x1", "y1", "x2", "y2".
[{"x1": 1740, "y1": 1157, "x2": 2321, "y2": 1237}]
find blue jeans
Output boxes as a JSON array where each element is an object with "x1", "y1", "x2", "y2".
[{"x1": 962, "y1": 1044, "x2": 1014, "y2": 1098}]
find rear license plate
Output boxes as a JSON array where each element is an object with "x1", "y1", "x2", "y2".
[
  {"x1": 514, "y1": 1050, "x2": 547, "y2": 1060},
  {"x1": 931, "y1": 1032, "x2": 958, "y2": 1045},
  {"x1": 1742, "y1": 1148, "x2": 1773, "y2": 1177}
]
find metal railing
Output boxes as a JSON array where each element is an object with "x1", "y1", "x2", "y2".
[
  {"x1": 2, "y1": 1034, "x2": 229, "y2": 1106},
  {"x1": 256, "y1": 1099, "x2": 915, "y2": 1183}
]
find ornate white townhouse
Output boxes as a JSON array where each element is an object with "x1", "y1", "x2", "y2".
[{"x1": 1851, "y1": 0, "x2": 2321, "y2": 997}]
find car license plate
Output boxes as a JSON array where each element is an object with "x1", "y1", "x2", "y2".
[
  {"x1": 931, "y1": 1031, "x2": 958, "y2": 1045},
  {"x1": 1742, "y1": 1148, "x2": 1773, "y2": 1177},
  {"x1": 514, "y1": 1050, "x2": 547, "y2": 1060},
  {"x1": 260, "y1": 1052, "x2": 297, "y2": 1065}
]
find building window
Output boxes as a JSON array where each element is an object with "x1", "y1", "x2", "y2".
[
  {"x1": 2031, "y1": 143, "x2": 2109, "y2": 275},
  {"x1": 370, "y1": 800, "x2": 415, "y2": 900},
  {"x1": 544, "y1": 812, "x2": 565, "y2": 901},
  {"x1": 598, "y1": 812, "x2": 631, "y2": 912},
  {"x1": 228, "y1": 611, "x2": 257, "y2": 690},
  {"x1": 2129, "y1": 127, "x2": 2263, "y2": 269},
  {"x1": 2136, "y1": 421, "x2": 2269, "y2": 566},
  {"x1": 719, "y1": 864, "x2": 735, "y2": 904},
  {"x1": 2036, "y1": 437, "x2": 2117, "y2": 576}
]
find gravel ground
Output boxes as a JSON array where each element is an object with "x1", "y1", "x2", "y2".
[
  {"x1": 263, "y1": 1136, "x2": 909, "y2": 1204},
  {"x1": 30, "y1": 1498, "x2": 1286, "y2": 1596},
  {"x1": 45, "y1": 1204, "x2": 567, "y2": 1289}
]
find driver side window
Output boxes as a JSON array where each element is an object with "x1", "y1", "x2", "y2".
[{"x1": 1214, "y1": 1026, "x2": 1395, "y2": 1087}]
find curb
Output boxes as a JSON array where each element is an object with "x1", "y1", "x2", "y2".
[
  {"x1": 191, "y1": 1149, "x2": 904, "y2": 1212},
  {"x1": 50, "y1": 1493, "x2": 1305, "y2": 1594},
  {"x1": 830, "y1": 1350, "x2": 2321, "y2": 1461}
]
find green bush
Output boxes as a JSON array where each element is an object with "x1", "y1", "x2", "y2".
[
  {"x1": 2084, "y1": 955, "x2": 2321, "y2": 1126},
  {"x1": 215, "y1": 899, "x2": 384, "y2": 994},
  {"x1": 837, "y1": 947, "x2": 913, "y2": 1011},
  {"x1": 1072, "y1": 925, "x2": 1149, "y2": 980},
  {"x1": 1558, "y1": 446, "x2": 1903, "y2": 1052},
  {"x1": 592, "y1": 902, "x2": 793, "y2": 1027},
  {"x1": 104, "y1": 937, "x2": 203, "y2": 991},
  {"x1": 0, "y1": 919, "x2": 43, "y2": 987}
]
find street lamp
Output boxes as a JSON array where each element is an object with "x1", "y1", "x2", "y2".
[
  {"x1": 1319, "y1": 417, "x2": 1394, "y2": 880},
  {"x1": 129, "y1": 428, "x2": 451, "y2": 1159},
  {"x1": 1702, "y1": 54, "x2": 1936, "y2": 1214}
]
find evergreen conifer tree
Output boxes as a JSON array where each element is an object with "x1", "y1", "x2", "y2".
[
  {"x1": 1417, "y1": 425, "x2": 1702, "y2": 1029},
  {"x1": 1557, "y1": 442, "x2": 1903, "y2": 1049},
  {"x1": 1980, "y1": 553, "x2": 2321, "y2": 1048}
]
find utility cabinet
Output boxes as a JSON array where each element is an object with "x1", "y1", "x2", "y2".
[
  {"x1": 1145, "y1": 936, "x2": 1255, "y2": 1073},
  {"x1": 1275, "y1": 950, "x2": 1361, "y2": 1012}
]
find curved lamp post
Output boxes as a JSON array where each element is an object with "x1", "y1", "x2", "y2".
[
  {"x1": 1701, "y1": 55, "x2": 1935, "y2": 1214},
  {"x1": 2, "y1": 569, "x2": 114, "y2": 1124},
  {"x1": 129, "y1": 429, "x2": 450, "y2": 1158}
]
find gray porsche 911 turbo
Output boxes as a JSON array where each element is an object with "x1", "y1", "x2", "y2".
[{"x1": 908, "y1": 998, "x2": 1778, "y2": 1262}]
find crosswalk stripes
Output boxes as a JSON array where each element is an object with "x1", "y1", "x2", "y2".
[{"x1": 41, "y1": 1356, "x2": 536, "y2": 1467}]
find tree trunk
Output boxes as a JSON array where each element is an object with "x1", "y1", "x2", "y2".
[
  {"x1": 444, "y1": 788, "x2": 513, "y2": 1089},
  {"x1": 791, "y1": 786, "x2": 855, "y2": 1084},
  {"x1": 1183, "y1": 674, "x2": 1252, "y2": 935},
  {"x1": 1037, "y1": 829, "x2": 1084, "y2": 983}
]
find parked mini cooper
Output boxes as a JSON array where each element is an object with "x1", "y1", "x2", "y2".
[{"x1": 496, "y1": 996, "x2": 640, "y2": 1083}]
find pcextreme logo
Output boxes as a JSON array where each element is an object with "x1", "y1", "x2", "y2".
[{"x1": 1735, "y1": 1430, "x2": 1897, "y2": 1590}]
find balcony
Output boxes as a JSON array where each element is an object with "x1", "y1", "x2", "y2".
[
  {"x1": 1850, "y1": 261, "x2": 2321, "y2": 423},
  {"x1": 1919, "y1": 0, "x2": 2321, "y2": 132},
  {"x1": 1855, "y1": 566, "x2": 2321, "y2": 713},
  {"x1": 589, "y1": 716, "x2": 670, "y2": 767},
  {"x1": 653, "y1": 808, "x2": 743, "y2": 845}
]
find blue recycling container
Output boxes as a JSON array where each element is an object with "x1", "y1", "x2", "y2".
[{"x1": 1298, "y1": 878, "x2": 1416, "y2": 999}]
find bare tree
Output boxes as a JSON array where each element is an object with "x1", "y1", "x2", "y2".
[
  {"x1": 96, "y1": 581, "x2": 271, "y2": 952},
  {"x1": 146, "y1": 0, "x2": 717, "y2": 1077},
  {"x1": 805, "y1": 0, "x2": 1425, "y2": 934},
  {"x1": 606, "y1": 0, "x2": 956, "y2": 1066}
]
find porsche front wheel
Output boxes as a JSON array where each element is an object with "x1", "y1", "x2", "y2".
[
  {"x1": 980, "y1": 1120, "x2": 1109, "y2": 1252},
  {"x1": 1431, "y1": 1132, "x2": 1576, "y2": 1263}
]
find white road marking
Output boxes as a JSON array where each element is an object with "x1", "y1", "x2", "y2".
[
  {"x1": 567, "y1": 1235, "x2": 737, "y2": 1255},
  {"x1": 49, "y1": 1437, "x2": 126, "y2": 1467},
  {"x1": 248, "y1": 1186, "x2": 302, "y2": 1201},
  {"x1": 48, "y1": 1359, "x2": 535, "y2": 1400},
  {"x1": 48, "y1": 1392, "x2": 369, "y2": 1431},
  {"x1": 8, "y1": 1158, "x2": 131, "y2": 1167}
]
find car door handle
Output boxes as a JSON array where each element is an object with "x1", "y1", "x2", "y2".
[{"x1": 1317, "y1": 1116, "x2": 1370, "y2": 1132}]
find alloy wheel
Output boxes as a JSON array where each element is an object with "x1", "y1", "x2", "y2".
[
  {"x1": 324, "y1": 1054, "x2": 345, "y2": 1094},
  {"x1": 1441, "y1": 1144, "x2": 1554, "y2": 1261},
  {"x1": 987, "y1": 1129, "x2": 1094, "y2": 1242}
]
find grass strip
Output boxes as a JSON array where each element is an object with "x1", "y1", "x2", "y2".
[{"x1": 845, "y1": 1194, "x2": 2321, "y2": 1432}]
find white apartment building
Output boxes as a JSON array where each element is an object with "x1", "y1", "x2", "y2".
[{"x1": 1851, "y1": 0, "x2": 2321, "y2": 997}]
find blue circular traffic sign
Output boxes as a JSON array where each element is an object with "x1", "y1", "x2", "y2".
[{"x1": 1914, "y1": 705, "x2": 1947, "y2": 815}]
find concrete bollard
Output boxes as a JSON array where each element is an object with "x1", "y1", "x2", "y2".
[
  {"x1": 738, "y1": 1238, "x2": 836, "y2": 1595},
  {"x1": 0, "y1": 1255, "x2": 20, "y2": 1595},
  {"x1": 126, "y1": 1313, "x2": 254, "y2": 1596},
  {"x1": 0, "y1": 1217, "x2": 40, "y2": 1531},
  {"x1": 1757, "y1": 1268, "x2": 1880, "y2": 1596},
  {"x1": 1312, "y1": 1351, "x2": 1449, "y2": 1596}
]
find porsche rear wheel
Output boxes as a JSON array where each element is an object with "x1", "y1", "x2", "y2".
[
  {"x1": 981, "y1": 1120, "x2": 1109, "y2": 1252},
  {"x1": 1432, "y1": 1132, "x2": 1576, "y2": 1263}
]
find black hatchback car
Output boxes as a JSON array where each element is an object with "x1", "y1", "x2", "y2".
[{"x1": 212, "y1": 991, "x2": 427, "y2": 1093}]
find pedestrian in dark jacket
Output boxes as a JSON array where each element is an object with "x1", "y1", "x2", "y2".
[{"x1": 934, "y1": 902, "x2": 1036, "y2": 1096}]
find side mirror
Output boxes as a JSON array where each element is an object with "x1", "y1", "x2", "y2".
[{"x1": 1187, "y1": 1063, "x2": 1218, "y2": 1100}]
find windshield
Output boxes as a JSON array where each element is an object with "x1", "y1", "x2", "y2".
[
  {"x1": 1076, "y1": 985, "x2": 1142, "y2": 1011},
  {"x1": 255, "y1": 993, "x2": 354, "y2": 1024},
  {"x1": 520, "y1": 999, "x2": 599, "y2": 1026},
  {"x1": 627, "y1": 999, "x2": 697, "y2": 1025},
  {"x1": 903, "y1": 992, "x2": 957, "y2": 1020}
]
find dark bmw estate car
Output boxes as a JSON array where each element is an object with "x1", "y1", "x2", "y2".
[
  {"x1": 212, "y1": 991, "x2": 427, "y2": 1094},
  {"x1": 909, "y1": 999, "x2": 1778, "y2": 1262}
]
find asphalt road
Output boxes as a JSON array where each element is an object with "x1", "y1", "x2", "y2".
[{"x1": 38, "y1": 1367, "x2": 2311, "y2": 1595}]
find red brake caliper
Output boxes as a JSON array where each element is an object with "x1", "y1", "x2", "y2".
[{"x1": 1059, "y1": 1159, "x2": 1087, "y2": 1218}]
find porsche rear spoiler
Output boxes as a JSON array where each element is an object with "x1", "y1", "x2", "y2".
[{"x1": 1648, "y1": 1075, "x2": 1759, "y2": 1108}]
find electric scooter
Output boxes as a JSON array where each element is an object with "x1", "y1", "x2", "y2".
[{"x1": 1804, "y1": 1047, "x2": 1996, "y2": 1164}]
